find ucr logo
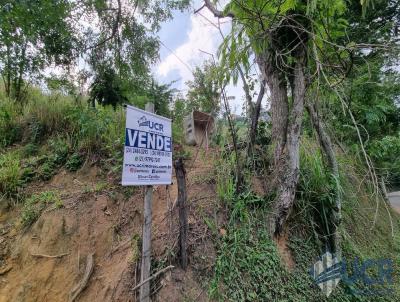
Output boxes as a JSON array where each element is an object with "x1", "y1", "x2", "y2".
[
  {"x1": 310, "y1": 253, "x2": 394, "y2": 297},
  {"x1": 138, "y1": 116, "x2": 147, "y2": 126},
  {"x1": 311, "y1": 252, "x2": 341, "y2": 297},
  {"x1": 138, "y1": 116, "x2": 164, "y2": 132}
]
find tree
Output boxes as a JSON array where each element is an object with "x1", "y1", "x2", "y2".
[
  {"x1": 324, "y1": 0, "x2": 400, "y2": 187},
  {"x1": 197, "y1": 0, "x2": 385, "y2": 251},
  {"x1": 89, "y1": 65, "x2": 126, "y2": 109},
  {"x1": 146, "y1": 80, "x2": 177, "y2": 117},
  {"x1": 186, "y1": 61, "x2": 220, "y2": 115},
  {"x1": 172, "y1": 95, "x2": 186, "y2": 124},
  {"x1": 0, "y1": 0, "x2": 191, "y2": 106},
  {"x1": 84, "y1": 0, "x2": 189, "y2": 111},
  {"x1": 0, "y1": 0, "x2": 78, "y2": 102}
]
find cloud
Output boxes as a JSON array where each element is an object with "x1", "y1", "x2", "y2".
[
  {"x1": 157, "y1": 9, "x2": 228, "y2": 88},
  {"x1": 156, "y1": 4, "x2": 265, "y2": 115}
]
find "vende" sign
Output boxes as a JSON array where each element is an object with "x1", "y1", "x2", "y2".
[{"x1": 122, "y1": 105, "x2": 172, "y2": 185}]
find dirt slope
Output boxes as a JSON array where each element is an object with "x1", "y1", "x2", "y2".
[{"x1": 0, "y1": 148, "x2": 218, "y2": 302}]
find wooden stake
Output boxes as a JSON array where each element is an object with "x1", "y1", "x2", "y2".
[
  {"x1": 174, "y1": 157, "x2": 188, "y2": 270},
  {"x1": 140, "y1": 102, "x2": 154, "y2": 302}
]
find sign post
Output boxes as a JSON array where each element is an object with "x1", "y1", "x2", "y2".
[
  {"x1": 121, "y1": 102, "x2": 172, "y2": 302},
  {"x1": 140, "y1": 184, "x2": 152, "y2": 302}
]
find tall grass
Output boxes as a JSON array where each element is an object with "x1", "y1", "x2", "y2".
[
  {"x1": 24, "y1": 96, "x2": 73, "y2": 136},
  {"x1": 0, "y1": 151, "x2": 22, "y2": 199},
  {"x1": 0, "y1": 91, "x2": 126, "y2": 200},
  {"x1": 0, "y1": 99, "x2": 22, "y2": 147},
  {"x1": 0, "y1": 93, "x2": 125, "y2": 156}
]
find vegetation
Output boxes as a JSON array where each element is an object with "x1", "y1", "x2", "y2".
[
  {"x1": 0, "y1": 96, "x2": 124, "y2": 201},
  {"x1": 21, "y1": 190, "x2": 63, "y2": 227},
  {"x1": 210, "y1": 138, "x2": 400, "y2": 301},
  {"x1": 185, "y1": 61, "x2": 221, "y2": 116},
  {"x1": 0, "y1": 151, "x2": 23, "y2": 199}
]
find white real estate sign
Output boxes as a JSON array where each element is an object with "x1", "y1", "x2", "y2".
[{"x1": 122, "y1": 105, "x2": 172, "y2": 185}]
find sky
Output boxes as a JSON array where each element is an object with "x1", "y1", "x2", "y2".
[{"x1": 152, "y1": 1, "x2": 262, "y2": 114}]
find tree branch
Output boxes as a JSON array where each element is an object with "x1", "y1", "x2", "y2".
[
  {"x1": 86, "y1": 0, "x2": 122, "y2": 50},
  {"x1": 31, "y1": 252, "x2": 70, "y2": 258},
  {"x1": 197, "y1": 0, "x2": 235, "y2": 18},
  {"x1": 132, "y1": 265, "x2": 174, "y2": 292},
  {"x1": 70, "y1": 253, "x2": 95, "y2": 302},
  {"x1": 248, "y1": 79, "x2": 266, "y2": 155}
]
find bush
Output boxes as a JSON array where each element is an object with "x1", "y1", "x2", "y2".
[
  {"x1": 29, "y1": 136, "x2": 71, "y2": 180},
  {"x1": 1, "y1": 91, "x2": 127, "y2": 184},
  {"x1": 368, "y1": 135, "x2": 400, "y2": 186},
  {"x1": 0, "y1": 99, "x2": 22, "y2": 147},
  {"x1": 48, "y1": 136, "x2": 71, "y2": 165},
  {"x1": 209, "y1": 205, "x2": 325, "y2": 302},
  {"x1": 65, "y1": 152, "x2": 84, "y2": 171},
  {"x1": 23, "y1": 143, "x2": 39, "y2": 156},
  {"x1": 66, "y1": 105, "x2": 124, "y2": 156},
  {"x1": 38, "y1": 160, "x2": 57, "y2": 181},
  {"x1": 0, "y1": 152, "x2": 23, "y2": 198},
  {"x1": 211, "y1": 142, "x2": 400, "y2": 302}
]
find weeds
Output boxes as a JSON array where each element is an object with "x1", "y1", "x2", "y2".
[
  {"x1": 21, "y1": 191, "x2": 63, "y2": 227},
  {"x1": 0, "y1": 93, "x2": 127, "y2": 187},
  {"x1": 23, "y1": 96, "x2": 73, "y2": 141},
  {"x1": 65, "y1": 152, "x2": 84, "y2": 171},
  {"x1": 215, "y1": 154, "x2": 235, "y2": 203},
  {"x1": 0, "y1": 152, "x2": 23, "y2": 199},
  {"x1": 0, "y1": 94, "x2": 124, "y2": 159},
  {"x1": 83, "y1": 182, "x2": 108, "y2": 194},
  {"x1": 0, "y1": 100, "x2": 21, "y2": 147},
  {"x1": 210, "y1": 137, "x2": 400, "y2": 301},
  {"x1": 129, "y1": 234, "x2": 140, "y2": 263},
  {"x1": 23, "y1": 143, "x2": 39, "y2": 157},
  {"x1": 210, "y1": 209, "x2": 316, "y2": 302}
]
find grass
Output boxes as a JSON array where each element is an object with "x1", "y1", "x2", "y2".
[
  {"x1": 0, "y1": 92, "x2": 127, "y2": 203},
  {"x1": 21, "y1": 190, "x2": 63, "y2": 227},
  {"x1": 83, "y1": 181, "x2": 109, "y2": 194},
  {"x1": 0, "y1": 100, "x2": 22, "y2": 147},
  {"x1": 0, "y1": 94, "x2": 125, "y2": 153},
  {"x1": 0, "y1": 151, "x2": 23, "y2": 200},
  {"x1": 209, "y1": 137, "x2": 400, "y2": 302}
]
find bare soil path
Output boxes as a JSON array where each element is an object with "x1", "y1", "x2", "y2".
[{"x1": 388, "y1": 191, "x2": 400, "y2": 214}]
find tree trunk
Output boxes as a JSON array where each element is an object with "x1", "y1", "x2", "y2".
[
  {"x1": 14, "y1": 41, "x2": 27, "y2": 103},
  {"x1": 221, "y1": 87, "x2": 243, "y2": 192},
  {"x1": 238, "y1": 66, "x2": 253, "y2": 119},
  {"x1": 271, "y1": 54, "x2": 306, "y2": 236},
  {"x1": 258, "y1": 54, "x2": 289, "y2": 166},
  {"x1": 5, "y1": 45, "x2": 11, "y2": 97},
  {"x1": 247, "y1": 79, "x2": 266, "y2": 156},
  {"x1": 306, "y1": 101, "x2": 341, "y2": 254}
]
